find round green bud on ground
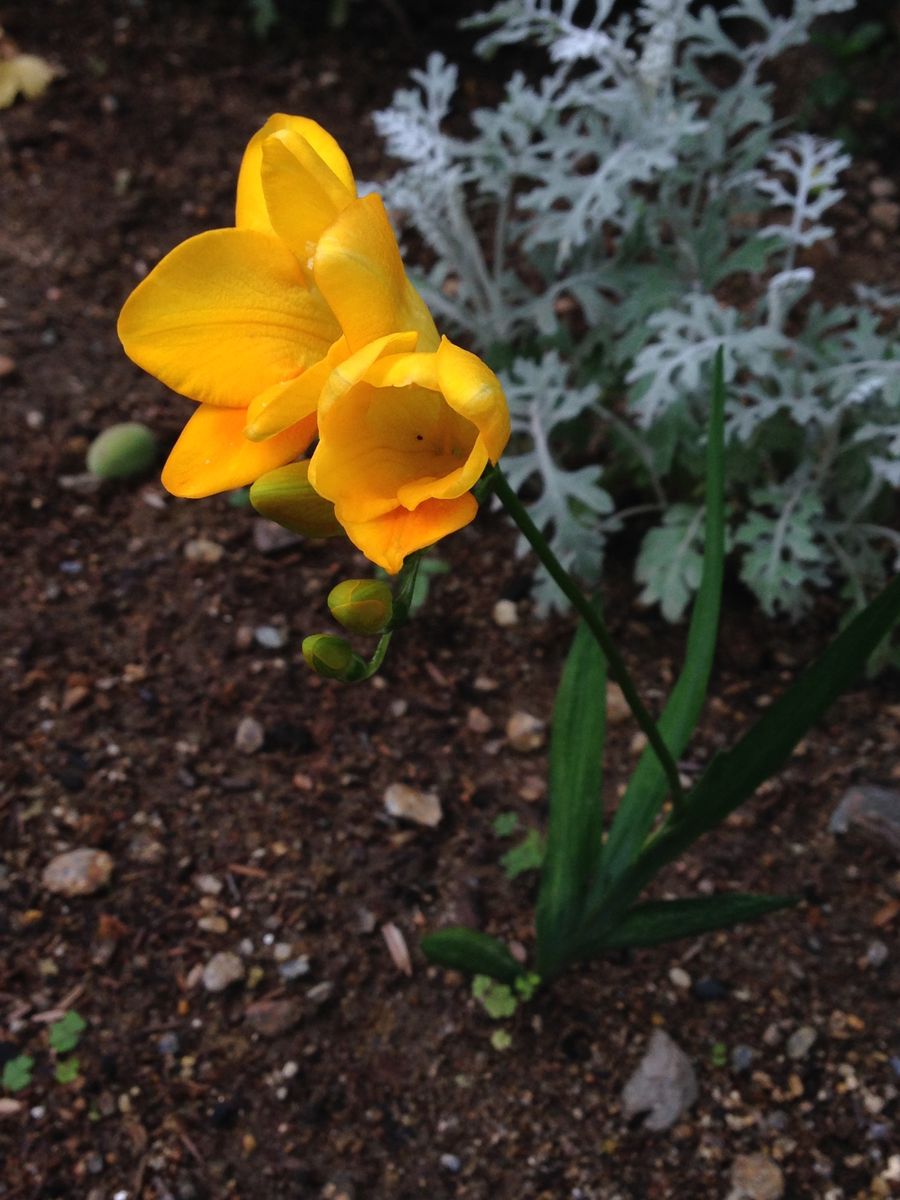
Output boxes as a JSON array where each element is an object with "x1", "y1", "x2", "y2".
[
  {"x1": 86, "y1": 422, "x2": 157, "y2": 479},
  {"x1": 327, "y1": 579, "x2": 394, "y2": 636},
  {"x1": 301, "y1": 634, "x2": 368, "y2": 683},
  {"x1": 250, "y1": 462, "x2": 343, "y2": 538}
]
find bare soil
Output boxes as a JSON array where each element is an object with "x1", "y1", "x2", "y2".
[{"x1": 1, "y1": 3, "x2": 899, "y2": 1198}]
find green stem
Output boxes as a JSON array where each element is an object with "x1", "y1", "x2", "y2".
[
  {"x1": 488, "y1": 467, "x2": 685, "y2": 811},
  {"x1": 363, "y1": 631, "x2": 393, "y2": 679}
]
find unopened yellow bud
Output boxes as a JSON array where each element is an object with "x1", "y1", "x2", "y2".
[
  {"x1": 327, "y1": 579, "x2": 394, "y2": 636},
  {"x1": 301, "y1": 634, "x2": 368, "y2": 683},
  {"x1": 249, "y1": 462, "x2": 343, "y2": 538},
  {"x1": 86, "y1": 422, "x2": 157, "y2": 479}
]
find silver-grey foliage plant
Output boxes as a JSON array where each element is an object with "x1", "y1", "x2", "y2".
[{"x1": 372, "y1": 0, "x2": 900, "y2": 624}]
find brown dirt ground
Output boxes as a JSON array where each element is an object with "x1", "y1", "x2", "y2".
[{"x1": 1, "y1": 3, "x2": 899, "y2": 1198}]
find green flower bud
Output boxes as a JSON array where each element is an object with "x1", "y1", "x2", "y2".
[
  {"x1": 86, "y1": 422, "x2": 157, "y2": 479},
  {"x1": 301, "y1": 634, "x2": 368, "y2": 683},
  {"x1": 249, "y1": 462, "x2": 343, "y2": 539},
  {"x1": 327, "y1": 579, "x2": 394, "y2": 636}
]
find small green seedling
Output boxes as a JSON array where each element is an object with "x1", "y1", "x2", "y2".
[
  {"x1": 492, "y1": 811, "x2": 519, "y2": 838},
  {"x1": 500, "y1": 829, "x2": 546, "y2": 880},
  {"x1": 2, "y1": 1055, "x2": 34, "y2": 1093},
  {"x1": 49, "y1": 1011, "x2": 86, "y2": 1055},
  {"x1": 55, "y1": 1057, "x2": 80, "y2": 1084}
]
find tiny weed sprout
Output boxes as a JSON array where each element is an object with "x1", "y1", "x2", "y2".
[
  {"x1": 117, "y1": 8, "x2": 900, "y2": 1025},
  {"x1": 1, "y1": 1012, "x2": 86, "y2": 1094}
]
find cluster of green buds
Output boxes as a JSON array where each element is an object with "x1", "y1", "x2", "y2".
[
  {"x1": 302, "y1": 578, "x2": 394, "y2": 684},
  {"x1": 249, "y1": 463, "x2": 407, "y2": 684}
]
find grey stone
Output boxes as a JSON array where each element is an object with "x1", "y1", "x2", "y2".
[
  {"x1": 506, "y1": 711, "x2": 546, "y2": 752},
  {"x1": 43, "y1": 848, "x2": 113, "y2": 897},
  {"x1": 202, "y1": 951, "x2": 245, "y2": 993},
  {"x1": 621, "y1": 1029, "x2": 698, "y2": 1131},
  {"x1": 234, "y1": 716, "x2": 265, "y2": 755},
  {"x1": 786, "y1": 1025, "x2": 817, "y2": 1060},
  {"x1": 830, "y1": 785, "x2": 900, "y2": 856},
  {"x1": 727, "y1": 1153, "x2": 784, "y2": 1200},
  {"x1": 383, "y1": 782, "x2": 442, "y2": 828}
]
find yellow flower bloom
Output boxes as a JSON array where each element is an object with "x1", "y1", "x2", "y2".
[
  {"x1": 307, "y1": 335, "x2": 510, "y2": 573},
  {"x1": 117, "y1": 114, "x2": 437, "y2": 497}
]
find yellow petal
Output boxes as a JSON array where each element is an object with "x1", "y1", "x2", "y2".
[
  {"x1": 436, "y1": 337, "x2": 509, "y2": 462},
  {"x1": 244, "y1": 354, "x2": 334, "y2": 441},
  {"x1": 314, "y1": 195, "x2": 439, "y2": 353},
  {"x1": 236, "y1": 114, "x2": 355, "y2": 233},
  {"x1": 261, "y1": 129, "x2": 355, "y2": 260},
  {"x1": 118, "y1": 229, "x2": 339, "y2": 407},
  {"x1": 340, "y1": 495, "x2": 478, "y2": 574},
  {"x1": 161, "y1": 404, "x2": 316, "y2": 498}
]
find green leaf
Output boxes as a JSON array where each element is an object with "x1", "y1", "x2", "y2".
[
  {"x1": 598, "y1": 893, "x2": 796, "y2": 949},
  {"x1": 54, "y1": 1056, "x2": 80, "y2": 1085},
  {"x1": 472, "y1": 976, "x2": 518, "y2": 1018},
  {"x1": 2, "y1": 1054, "x2": 34, "y2": 1093},
  {"x1": 535, "y1": 614, "x2": 606, "y2": 977},
  {"x1": 492, "y1": 811, "x2": 520, "y2": 838},
  {"x1": 49, "y1": 1010, "x2": 86, "y2": 1055},
  {"x1": 598, "y1": 348, "x2": 726, "y2": 889},
  {"x1": 577, "y1": 571, "x2": 900, "y2": 955},
  {"x1": 712, "y1": 236, "x2": 781, "y2": 284},
  {"x1": 421, "y1": 927, "x2": 524, "y2": 984},
  {"x1": 500, "y1": 829, "x2": 546, "y2": 880}
]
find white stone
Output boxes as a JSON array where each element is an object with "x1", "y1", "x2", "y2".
[{"x1": 384, "y1": 782, "x2": 442, "y2": 828}]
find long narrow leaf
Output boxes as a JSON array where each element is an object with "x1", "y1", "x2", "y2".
[
  {"x1": 599, "y1": 893, "x2": 796, "y2": 949},
  {"x1": 535, "y1": 616, "x2": 606, "y2": 977},
  {"x1": 599, "y1": 348, "x2": 727, "y2": 886},
  {"x1": 421, "y1": 927, "x2": 523, "y2": 984},
  {"x1": 575, "y1": 571, "x2": 900, "y2": 957}
]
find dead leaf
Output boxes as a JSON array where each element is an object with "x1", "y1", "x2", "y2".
[{"x1": 0, "y1": 54, "x2": 55, "y2": 109}]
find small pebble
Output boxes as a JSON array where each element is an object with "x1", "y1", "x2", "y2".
[
  {"x1": 273, "y1": 942, "x2": 293, "y2": 962},
  {"x1": 692, "y1": 977, "x2": 729, "y2": 1002},
  {"x1": 0, "y1": 353, "x2": 17, "y2": 378},
  {"x1": 786, "y1": 1025, "x2": 817, "y2": 1060},
  {"x1": 202, "y1": 951, "x2": 245, "y2": 993},
  {"x1": 234, "y1": 716, "x2": 265, "y2": 755},
  {"x1": 606, "y1": 682, "x2": 630, "y2": 725},
  {"x1": 183, "y1": 538, "x2": 224, "y2": 564},
  {"x1": 157, "y1": 1032, "x2": 180, "y2": 1056},
  {"x1": 278, "y1": 956, "x2": 311, "y2": 982},
  {"x1": 467, "y1": 707, "x2": 492, "y2": 734},
  {"x1": 621, "y1": 1029, "x2": 698, "y2": 1131},
  {"x1": 506, "y1": 711, "x2": 545, "y2": 752},
  {"x1": 383, "y1": 782, "x2": 442, "y2": 828},
  {"x1": 669, "y1": 966, "x2": 691, "y2": 990},
  {"x1": 127, "y1": 832, "x2": 165, "y2": 865},
  {"x1": 730, "y1": 1044, "x2": 755, "y2": 1073},
  {"x1": 245, "y1": 998, "x2": 302, "y2": 1037},
  {"x1": 0, "y1": 1098, "x2": 23, "y2": 1117},
  {"x1": 252, "y1": 520, "x2": 301, "y2": 554},
  {"x1": 728, "y1": 1153, "x2": 784, "y2": 1200},
  {"x1": 866, "y1": 939, "x2": 889, "y2": 968},
  {"x1": 439, "y1": 1154, "x2": 461, "y2": 1173},
  {"x1": 492, "y1": 599, "x2": 518, "y2": 627},
  {"x1": 306, "y1": 981, "x2": 335, "y2": 1006},
  {"x1": 198, "y1": 915, "x2": 228, "y2": 934},
  {"x1": 42, "y1": 848, "x2": 113, "y2": 897},
  {"x1": 195, "y1": 873, "x2": 222, "y2": 896},
  {"x1": 254, "y1": 624, "x2": 287, "y2": 650}
]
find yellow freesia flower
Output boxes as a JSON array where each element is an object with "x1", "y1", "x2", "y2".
[
  {"x1": 307, "y1": 335, "x2": 509, "y2": 573},
  {"x1": 117, "y1": 113, "x2": 437, "y2": 497}
]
